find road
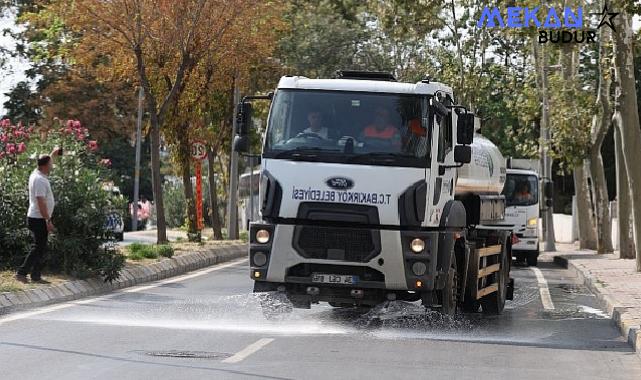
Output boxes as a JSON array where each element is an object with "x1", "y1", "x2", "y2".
[
  {"x1": 119, "y1": 230, "x2": 187, "y2": 246},
  {"x1": 1, "y1": 257, "x2": 640, "y2": 380}
]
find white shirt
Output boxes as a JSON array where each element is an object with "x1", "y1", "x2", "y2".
[
  {"x1": 303, "y1": 127, "x2": 329, "y2": 139},
  {"x1": 27, "y1": 169, "x2": 55, "y2": 219}
]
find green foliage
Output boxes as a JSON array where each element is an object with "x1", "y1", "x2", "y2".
[
  {"x1": 0, "y1": 118, "x2": 125, "y2": 280},
  {"x1": 156, "y1": 244, "x2": 174, "y2": 258},
  {"x1": 162, "y1": 182, "x2": 187, "y2": 229},
  {"x1": 126, "y1": 243, "x2": 173, "y2": 260}
]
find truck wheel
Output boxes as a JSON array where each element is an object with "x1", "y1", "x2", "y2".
[
  {"x1": 526, "y1": 251, "x2": 538, "y2": 266},
  {"x1": 253, "y1": 282, "x2": 293, "y2": 320},
  {"x1": 439, "y1": 256, "x2": 458, "y2": 315},
  {"x1": 480, "y1": 242, "x2": 508, "y2": 315}
]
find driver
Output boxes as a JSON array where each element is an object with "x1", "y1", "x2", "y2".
[
  {"x1": 361, "y1": 107, "x2": 400, "y2": 142},
  {"x1": 302, "y1": 109, "x2": 329, "y2": 139}
]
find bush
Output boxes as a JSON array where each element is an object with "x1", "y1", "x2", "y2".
[
  {"x1": 0, "y1": 119, "x2": 125, "y2": 281},
  {"x1": 126, "y1": 243, "x2": 173, "y2": 260},
  {"x1": 163, "y1": 182, "x2": 187, "y2": 228},
  {"x1": 156, "y1": 244, "x2": 174, "y2": 258}
]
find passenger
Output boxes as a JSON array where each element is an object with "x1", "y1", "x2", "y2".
[
  {"x1": 302, "y1": 109, "x2": 329, "y2": 139},
  {"x1": 514, "y1": 182, "x2": 533, "y2": 203},
  {"x1": 361, "y1": 107, "x2": 400, "y2": 142}
]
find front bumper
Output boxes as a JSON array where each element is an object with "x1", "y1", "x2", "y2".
[{"x1": 248, "y1": 222, "x2": 441, "y2": 292}]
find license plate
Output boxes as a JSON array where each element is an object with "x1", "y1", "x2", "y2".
[{"x1": 311, "y1": 273, "x2": 358, "y2": 285}]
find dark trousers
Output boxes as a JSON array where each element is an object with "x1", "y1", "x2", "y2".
[{"x1": 18, "y1": 217, "x2": 48, "y2": 280}]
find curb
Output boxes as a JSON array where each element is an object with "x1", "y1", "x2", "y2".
[
  {"x1": 0, "y1": 243, "x2": 248, "y2": 315},
  {"x1": 554, "y1": 255, "x2": 641, "y2": 357}
]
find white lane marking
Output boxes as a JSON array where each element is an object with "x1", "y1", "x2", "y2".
[
  {"x1": 530, "y1": 266, "x2": 555, "y2": 310},
  {"x1": 222, "y1": 338, "x2": 274, "y2": 364},
  {"x1": 0, "y1": 258, "x2": 247, "y2": 325}
]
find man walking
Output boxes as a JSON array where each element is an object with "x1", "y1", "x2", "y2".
[{"x1": 16, "y1": 148, "x2": 60, "y2": 283}]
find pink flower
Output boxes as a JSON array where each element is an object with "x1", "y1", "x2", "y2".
[
  {"x1": 99, "y1": 158, "x2": 112, "y2": 167},
  {"x1": 88, "y1": 140, "x2": 98, "y2": 151},
  {"x1": 0, "y1": 119, "x2": 10, "y2": 128},
  {"x1": 14, "y1": 130, "x2": 23, "y2": 138},
  {"x1": 27, "y1": 127, "x2": 34, "y2": 133},
  {"x1": 0, "y1": 135, "x2": 8, "y2": 143},
  {"x1": 6, "y1": 143, "x2": 16, "y2": 154},
  {"x1": 72, "y1": 120, "x2": 82, "y2": 129},
  {"x1": 16, "y1": 142, "x2": 26, "y2": 153},
  {"x1": 0, "y1": 151, "x2": 4, "y2": 159},
  {"x1": 66, "y1": 120, "x2": 74, "y2": 129},
  {"x1": 64, "y1": 127, "x2": 73, "y2": 134}
]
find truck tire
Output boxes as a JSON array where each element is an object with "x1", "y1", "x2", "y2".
[
  {"x1": 253, "y1": 282, "x2": 293, "y2": 320},
  {"x1": 526, "y1": 251, "x2": 538, "y2": 266},
  {"x1": 480, "y1": 241, "x2": 508, "y2": 315},
  {"x1": 439, "y1": 255, "x2": 458, "y2": 315}
]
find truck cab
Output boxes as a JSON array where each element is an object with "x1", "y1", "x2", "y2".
[
  {"x1": 502, "y1": 167, "x2": 540, "y2": 265},
  {"x1": 235, "y1": 71, "x2": 513, "y2": 316}
]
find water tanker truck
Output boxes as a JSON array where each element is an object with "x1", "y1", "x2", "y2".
[{"x1": 233, "y1": 71, "x2": 514, "y2": 315}]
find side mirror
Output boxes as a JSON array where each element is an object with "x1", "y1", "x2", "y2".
[
  {"x1": 233, "y1": 135, "x2": 250, "y2": 154},
  {"x1": 457, "y1": 113, "x2": 474, "y2": 145},
  {"x1": 236, "y1": 101, "x2": 253, "y2": 137},
  {"x1": 454, "y1": 145, "x2": 472, "y2": 164}
]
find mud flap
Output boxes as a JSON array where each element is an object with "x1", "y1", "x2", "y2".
[{"x1": 506, "y1": 278, "x2": 514, "y2": 300}]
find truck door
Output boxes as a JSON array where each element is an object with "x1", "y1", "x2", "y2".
[{"x1": 427, "y1": 96, "x2": 455, "y2": 226}]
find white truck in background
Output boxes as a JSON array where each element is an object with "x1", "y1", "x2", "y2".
[
  {"x1": 233, "y1": 71, "x2": 514, "y2": 316},
  {"x1": 502, "y1": 160, "x2": 540, "y2": 266}
]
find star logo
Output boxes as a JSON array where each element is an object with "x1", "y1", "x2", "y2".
[{"x1": 590, "y1": 4, "x2": 619, "y2": 31}]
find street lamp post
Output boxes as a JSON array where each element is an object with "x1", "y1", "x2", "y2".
[{"x1": 132, "y1": 86, "x2": 144, "y2": 232}]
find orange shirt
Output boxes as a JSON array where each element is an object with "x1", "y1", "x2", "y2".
[{"x1": 363, "y1": 125, "x2": 398, "y2": 139}]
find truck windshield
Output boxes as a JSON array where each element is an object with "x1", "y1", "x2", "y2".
[
  {"x1": 503, "y1": 174, "x2": 539, "y2": 207},
  {"x1": 264, "y1": 89, "x2": 430, "y2": 167}
]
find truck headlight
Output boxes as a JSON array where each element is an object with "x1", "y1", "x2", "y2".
[
  {"x1": 527, "y1": 217, "x2": 538, "y2": 228},
  {"x1": 256, "y1": 229, "x2": 270, "y2": 244},
  {"x1": 410, "y1": 238, "x2": 425, "y2": 253}
]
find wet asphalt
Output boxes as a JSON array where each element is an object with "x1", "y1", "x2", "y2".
[{"x1": 1, "y1": 257, "x2": 640, "y2": 380}]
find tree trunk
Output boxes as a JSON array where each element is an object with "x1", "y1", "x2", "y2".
[
  {"x1": 588, "y1": 24, "x2": 614, "y2": 254},
  {"x1": 178, "y1": 127, "x2": 198, "y2": 241},
  {"x1": 149, "y1": 114, "x2": 168, "y2": 243},
  {"x1": 612, "y1": 9, "x2": 641, "y2": 270},
  {"x1": 207, "y1": 146, "x2": 224, "y2": 240},
  {"x1": 613, "y1": 115, "x2": 636, "y2": 258},
  {"x1": 574, "y1": 164, "x2": 597, "y2": 249},
  {"x1": 588, "y1": 149, "x2": 613, "y2": 253}
]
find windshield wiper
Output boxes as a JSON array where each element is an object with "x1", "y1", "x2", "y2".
[
  {"x1": 273, "y1": 147, "x2": 341, "y2": 160},
  {"x1": 347, "y1": 152, "x2": 414, "y2": 164}
]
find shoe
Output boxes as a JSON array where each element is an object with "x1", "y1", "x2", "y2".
[
  {"x1": 15, "y1": 274, "x2": 29, "y2": 284},
  {"x1": 31, "y1": 278, "x2": 50, "y2": 284}
]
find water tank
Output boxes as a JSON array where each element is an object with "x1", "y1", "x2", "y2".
[{"x1": 455, "y1": 134, "x2": 506, "y2": 195}]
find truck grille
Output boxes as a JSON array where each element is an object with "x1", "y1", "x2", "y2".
[{"x1": 294, "y1": 226, "x2": 380, "y2": 262}]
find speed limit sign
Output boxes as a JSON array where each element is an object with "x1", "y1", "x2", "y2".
[{"x1": 191, "y1": 141, "x2": 207, "y2": 161}]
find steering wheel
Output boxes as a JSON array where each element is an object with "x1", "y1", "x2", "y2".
[{"x1": 295, "y1": 132, "x2": 324, "y2": 140}]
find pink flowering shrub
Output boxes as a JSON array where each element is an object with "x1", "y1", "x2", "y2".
[{"x1": 0, "y1": 118, "x2": 124, "y2": 281}]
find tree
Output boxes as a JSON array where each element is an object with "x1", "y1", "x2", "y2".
[
  {"x1": 2, "y1": 81, "x2": 40, "y2": 123},
  {"x1": 612, "y1": 5, "x2": 641, "y2": 269},
  {"x1": 68, "y1": 0, "x2": 277, "y2": 243},
  {"x1": 587, "y1": 24, "x2": 613, "y2": 254}
]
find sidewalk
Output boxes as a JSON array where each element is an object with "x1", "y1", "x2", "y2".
[
  {"x1": 0, "y1": 242, "x2": 247, "y2": 315},
  {"x1": 551, "y1": 243, "x2": 641, "y2": 356}
]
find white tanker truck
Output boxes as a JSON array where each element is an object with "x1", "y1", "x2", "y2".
[{"x1": 233, "y1": 71, "x2": 514, "y2": 315}]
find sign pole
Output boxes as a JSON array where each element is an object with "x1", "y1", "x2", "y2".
[
  {"x1": 195, "y1": 161, "x2": 204, "y2": 231},
  {"x1": 191, "y1": 140, "x2": 207, "y2": 232}
]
